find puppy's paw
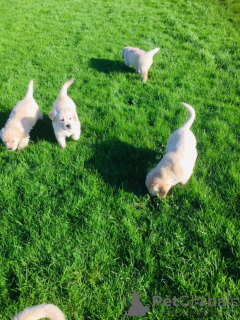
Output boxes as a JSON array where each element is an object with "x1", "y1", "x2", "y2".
[
  {"x1": 72, "y1": 133, "x2": 80, "y2": 141},
  {"x1": 59, "y1": 142, "x2": 66, "y2": 150},
  {"x1": 17, "y1": 138, "x2": 29, "y2": 151}
]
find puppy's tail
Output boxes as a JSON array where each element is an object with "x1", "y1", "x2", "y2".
[
  {"x1": 11, "y1": 303, "x2": 66, "y2": 320},
  {"x1": 181, "y1": 102, "x2": 196, "y2": 130},
  {"x1": 25, "y1": 80, "x2": 34, "y2": 100},
  {"x1": 59, "y1": 78, "x2": 75, "y2": 98},
  {"x1": 147, "y1": 48, "x2": 160, "y2": 57}
]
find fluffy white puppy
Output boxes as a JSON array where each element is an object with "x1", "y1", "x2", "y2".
[
  {"x1": 49, "y1": 78, "x2": 81, "y2": 149},
  {"x1": 11, "y1": 303, "x2": 65, "y2": 320},
  {"x1": 146, "y1": 103, "x2": 197, "y2": 198},
  {"x1": 122, "y1": 46, "x2": 159, "y2": 82},
  {"x1": 0, "y1": 80, "x2": 43, "y2": 151}
]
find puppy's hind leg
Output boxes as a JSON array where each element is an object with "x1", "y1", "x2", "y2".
[{"x1": 141, "y1": 69, "x2": 148, "y2": 83}]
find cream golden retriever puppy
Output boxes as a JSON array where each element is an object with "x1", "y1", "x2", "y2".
[
  {"x1": 0, "y1": 80, "x2": 43, "y2": 151},
  {"x1": 11, "y1": 303, "x2": 65, "y2": 320},
  {"x1": 145, "y1": 102, "x2": 197, "y2": 198},
  {"x1": 122, "y1": 46, "x2": 159, "y2": 82},
  {"x1": 49, "y1": 78, "x2": 81, "y2": 149}
]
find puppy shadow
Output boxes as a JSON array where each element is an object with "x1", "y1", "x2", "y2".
[
  {"x1": 86, "y1": 139, "x2": 158, "y2": 196},
  {"x1": 89, "y1": 58, "x2": 134, "y2": 74},
  {"x1": 29, "y1": 115, "x2": 56, "y2": 144},
  {"x1": 0, "y1": 111, "x2": 14, "y2": 129}
]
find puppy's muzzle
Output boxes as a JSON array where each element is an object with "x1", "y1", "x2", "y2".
[{"x1": 66, "y1": 124, "x2": 71, "y2": 129}]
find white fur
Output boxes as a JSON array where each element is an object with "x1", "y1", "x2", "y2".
[
  {"x1": 122, "y1": 46, "x2": 159, "y2": 82},
  {"x1": 11, "y1": 303, "x2": 65, "y2": 320},
  {"x1": 146, "y1": 102, "x2": 197, "y2": 198},
  {"x1": 0, "y1": 80, "x2": 43, "y2": 151},
  {"x1": 49, "y1": 78, "x2": 81, "y2": 149}
]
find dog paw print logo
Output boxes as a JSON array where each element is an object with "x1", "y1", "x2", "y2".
[
  {"x1": 119, "y1": 292, "x2": 149, "y2": 318},
  {"x1": 196, "y1": 296, "x2": 206, "y2": 306}
]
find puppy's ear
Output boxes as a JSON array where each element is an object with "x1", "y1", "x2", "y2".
[
  {"x1": 49, "y1": 110, "x2": 56, "y2": 121},
  {"x1": 157, "y1": 183, "x2": 171, "y2": 198},
  {"x1": 73, "y1": 111, "x2": 78, "y2": 122}
]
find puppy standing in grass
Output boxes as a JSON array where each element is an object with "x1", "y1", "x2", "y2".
[
  {"x1": 122, "y1": 46, "x2": 159, "y2": 82},
  {"x1": 11, "y1": 303, "x2": 65, "y2": 320},
  {"x1": 49, "y1": 78, "x2": 81, "y2": 149},
  {"x1": 0, "y1": 80, "x2": 43, "y2": 151},
  {"x1": 146, "y1": 103, "x2": 197, "y2": 198}
]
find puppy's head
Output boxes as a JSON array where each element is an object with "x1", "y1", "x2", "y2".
[
  {"x1": 50, "y1": 109, "x2": 78, "y2": 131},
  {"x1": 122, "y1": 46, "x2": 130, "y2": 59},
  {"x1": 0, "y1": 127, "x2": 22, "y2": 151},
  {"x1": 146, "y1": 175, "x2": 171, "y2": 198}
]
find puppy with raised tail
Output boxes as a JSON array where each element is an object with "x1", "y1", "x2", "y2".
[
  {"x1": 11, "y1": 303, "x2": 65, "y2": 320},
  {"x1": 122, "y1": 46, "x2": 159, "y2": 82},
  {"x1": 0, "y1": 80, "x2": 43, "y2": 151},
  {"x1": 146, "y1": 103, "x2": 197, "y2": 198},
  {"x1": 49, "y1": 78, "x2": 81, "y2": 149}
]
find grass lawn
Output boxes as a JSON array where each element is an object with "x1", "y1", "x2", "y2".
[{"x1": 0, "y1": 0, "x2": 239, "y2": 319}]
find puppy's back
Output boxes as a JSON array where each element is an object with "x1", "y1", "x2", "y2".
[
  {"x1": 53, "y1": 78, "x2": 76, "y2": 112},
  {"x1": 8, "y1": 80, "x2": 40, "y2": 121}
]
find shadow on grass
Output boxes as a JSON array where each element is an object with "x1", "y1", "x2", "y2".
[
  {"x1": 218, "y1": 234, "x2": 240, "y2": 282},
  {"x1": 30, "y1": 115, "x2": 56, "y2": 144},
  {"x1": 0, "y1": 111, "x2": 12, "y2": 129},
  {"x1": 89, "y1": 58, "x2": 134, "y2": 74},
  {"x1": 86, "y1": 138, "x2": 158, "y2": 196},
  {"x1": 7, "y1": 268, "x2": 20, "y2": 303}
]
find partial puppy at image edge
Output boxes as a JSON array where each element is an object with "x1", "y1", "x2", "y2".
[
  {"x1": 11, "y1": 303, "x2": 65, "y2": 320},
  {"x1": 145, "y1": 102, "x2": 198, "y2": 198}
]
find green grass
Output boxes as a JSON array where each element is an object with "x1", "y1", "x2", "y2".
[{"x1": 0, "y1": 0, "x2": 239, "y2": 319}]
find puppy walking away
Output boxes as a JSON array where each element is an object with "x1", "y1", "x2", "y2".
[
  {"x1": 122, "y1": 46, "x2": 159, "y2": 82},
  {"x1": 146, "y1": 103, "x2": 197, "y2": 198}
]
